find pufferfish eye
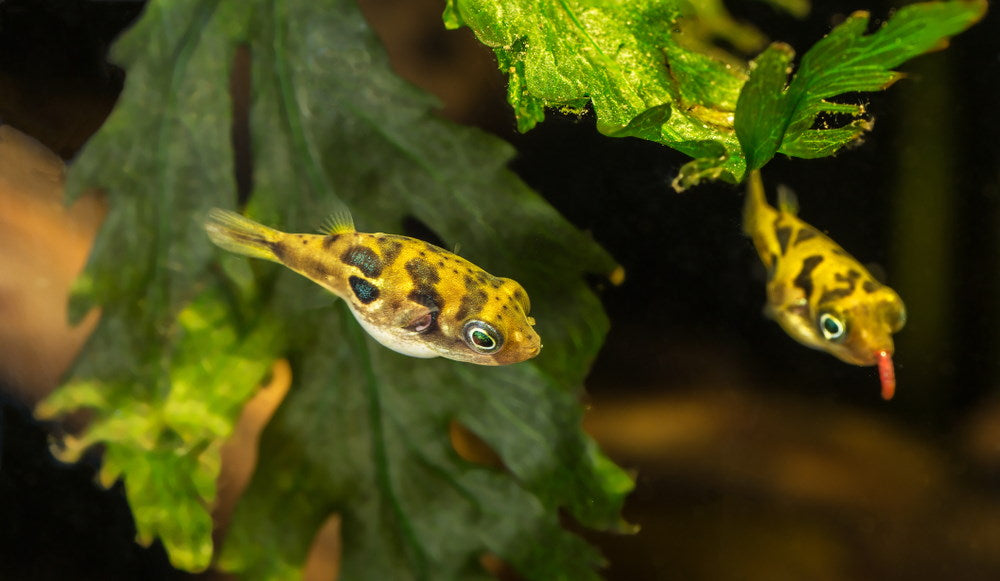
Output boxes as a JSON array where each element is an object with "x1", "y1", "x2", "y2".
[
  {"x1": 462, "y1": 320, "x2": 503, "y2": 354},
  {"x1": 818, "y1": 312, "x2": 847, "y2": 341}
]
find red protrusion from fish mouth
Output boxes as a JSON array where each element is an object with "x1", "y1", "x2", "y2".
[{"x1": 877, "y1": 350, "x2": 895, "y2": 400}]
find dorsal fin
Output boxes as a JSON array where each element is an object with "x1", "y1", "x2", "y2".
[
  {"x1": 776, "y1": 184, "x2": 799, "y2": 216},
  {"x1": 320, "y1": 207, "x2": 356, "y2": 235}
]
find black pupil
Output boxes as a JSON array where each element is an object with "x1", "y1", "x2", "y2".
[
  {"x1": 824, "y1": 317, "x2": 841, "y2": 334},
  {"x1": 472, "y1": 329, "x2": 493, "y2": 347}
]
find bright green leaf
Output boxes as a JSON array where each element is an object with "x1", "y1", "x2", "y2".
[
  {"x1": 39, "y1": 286, "x2": 281, "y2": 571},
  {"x1": 736, "y1": 0, "x2": 986, "y2": 170},
  {"x1": 448, "y1": 0, "x2": 986, "y2": 189},
  {"x1": 444, "y1": 0, "x2": 749, "y2": 190}
]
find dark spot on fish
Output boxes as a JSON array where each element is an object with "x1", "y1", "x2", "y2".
[
  {"x1": 438, "y1": 261, "x2": 445, "y2": 268},
  {"x1": 497, "y1": 314, "x2": 503, "y2": 320},
  {"x1": 349, "y1": 276, "x2": 379, "y2": 304},
  {"x1": 831, "y1": 248, "x2": 850, "y2": 257},
  {"x1": 474, "y1": 272, "x2": 497, "y2": 290},
  {"x1": 407, "y1": 288, "x2": 443, "y2": 333},
  {"x1": 793, "y1": 227, "x2": 819, "y2": 246},
  {"x1": 502, "y1": 304, "x2": 509, "y2": 311},
  {"x1": 419, "y1": 251, "x2": 426, "y2": 257},
  {"x1": 404, "y1": 258, "x2": 439, "y2": 285},
  {"x1": 776, "y1": 226, "x2": 793, "y2": 255},
  {"x1": 766, "y1": 252, "x2": 778, "y2": 281},
  {"x1": 376, "y1": 238, "x2": 404, "y2": 268},
  {"x1": 463, "y1": 275, "x2": 476, "y2": 290},
  {"x1": 452, "y1": 269, "x2": 459, "y2": 274},
  {"x1": 269, "y1": 240, "x2": 288, "y2": 261},
  {"x1": 863, "y1": 280, "x2": 879, "y2": 293},
  {"x1": 300, "y1": 258, "x2": 329, "y2": 281},
  {"x1": 408, "y1": 288, "x2": 443, "y2": 310},
  {"x1": 270, "y1": 240, "x2": 327, "y2": 277},
  {"x1": 455, "y1": 289, "x2": 488, "y2": 321},
  {"x1": 818, "y1": 270, "x2": 861, "y2": 304},
  {"x1": 818, "y1": 287, "x2": 853, "y2": 303},
  {"x1": 341, "y1": 245, "x2": 382, "y2": 278},
  {"x1": 322, "y1": 234, "x2": 340, "y2": 250},
  {"x1": 405, "y1": 257, "x2": 444, "y2": 331},
  {"x1": 793, "y1": 255, "x2": 824, "y2": 300}
]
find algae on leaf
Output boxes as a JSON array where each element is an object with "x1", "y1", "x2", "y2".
[
  {"x1": 446, "y1": 0, "x2": 986, "y2": 190},
  {"x1": 39, "y1": 0, "x2": 631, "y2": 578},
  {"x1": 443, "y1": 0, "x2": 749, "y2": 189}
]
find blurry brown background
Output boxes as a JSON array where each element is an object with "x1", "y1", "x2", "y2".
[{"x1": 2, "y1": 0, "x2": 1000, "y2": 580}]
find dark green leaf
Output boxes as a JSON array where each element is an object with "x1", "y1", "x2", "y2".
[
  {"x1": 735, "y1": 43, "x2": 796, "y2": 172},
  {"x1": 40, "y1": 0, "x2": 632, "y2": 578}
]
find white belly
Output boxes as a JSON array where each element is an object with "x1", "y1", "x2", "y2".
[{"x1": 351, "y1": 307, "x2": 440, "y2": 359}]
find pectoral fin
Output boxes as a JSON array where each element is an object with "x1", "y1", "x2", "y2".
[{"x1": 397, "y1": 302, "x2": 438, "y2": 333}]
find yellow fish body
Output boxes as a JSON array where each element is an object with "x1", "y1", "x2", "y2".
[
  {"x1": 743, "y1": 171, "x2": 906, "y2": 399},
  {"x1": 205, "y1": 208, "x2": 541, "y2": 365}
]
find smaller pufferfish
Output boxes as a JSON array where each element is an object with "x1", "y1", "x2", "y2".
[
  {"x1": 204, "y1": 208, "x2": 542, "y2": 365},
  {"x1": 743, "y1": 170, "x2": 907, "y2": 400}
]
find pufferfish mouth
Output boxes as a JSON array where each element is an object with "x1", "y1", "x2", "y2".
[
  {"x1": 837, "y1": 349, "x2": 881, "y2": 367},
  {"x1": 838, "y1": 342, "x2": 892, "y2": 367},
  {"x1": 491, "y1": 330, "x2": 542, "y2": 365}
]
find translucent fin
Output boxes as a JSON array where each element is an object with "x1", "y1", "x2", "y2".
[
  {"x1": 776, "y1": 184, "x2": 799, "y2": 215},
  {"x1": 865, "y1": 261, "x2": 888, "y2": 284},
  {"x1": 320, "y1": 206, "x2": 356, "y2": 235},
  {"x1": 204, "y1": 208, "x2": 282, "y2": 262}
]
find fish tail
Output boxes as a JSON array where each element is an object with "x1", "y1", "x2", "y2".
[
  {"x1": 742, "y1": 169, "x2": 767, "y2": 236},
  {"x1": 205, "y1": 208, "x2": 283, "y2": 262}
]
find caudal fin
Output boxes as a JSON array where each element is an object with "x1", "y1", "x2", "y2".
[{"x1": 204, "y1": 208, "x2": 282, "y2": 262}]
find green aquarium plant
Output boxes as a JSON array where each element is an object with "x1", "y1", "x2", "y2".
[
  {"x1": 38, "y1": 0, "x2": 985, "y2": 579},
  {"x1": 445, "y1": 0, "x2": 986, "y2": 189}
]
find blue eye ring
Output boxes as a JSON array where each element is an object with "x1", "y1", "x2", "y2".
[
  {"x1": 462, "y1": 320, "x2": 503, "y2": 354},
  {"x1": 818, "y1": 312, "x2": 847, "y2": 341}
]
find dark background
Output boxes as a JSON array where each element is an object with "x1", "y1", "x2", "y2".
[{"x1": 2, "y1": 0, "x2": 999, "y2": 579}]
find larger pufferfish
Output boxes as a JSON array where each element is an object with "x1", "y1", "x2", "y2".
[{"x1": 205, "y1": 208, "x2": 541, "y2": 365}]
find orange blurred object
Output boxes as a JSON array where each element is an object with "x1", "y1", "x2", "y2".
[{"x1": 0, "y1": 125, "x2": 104, "y2": 403}]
